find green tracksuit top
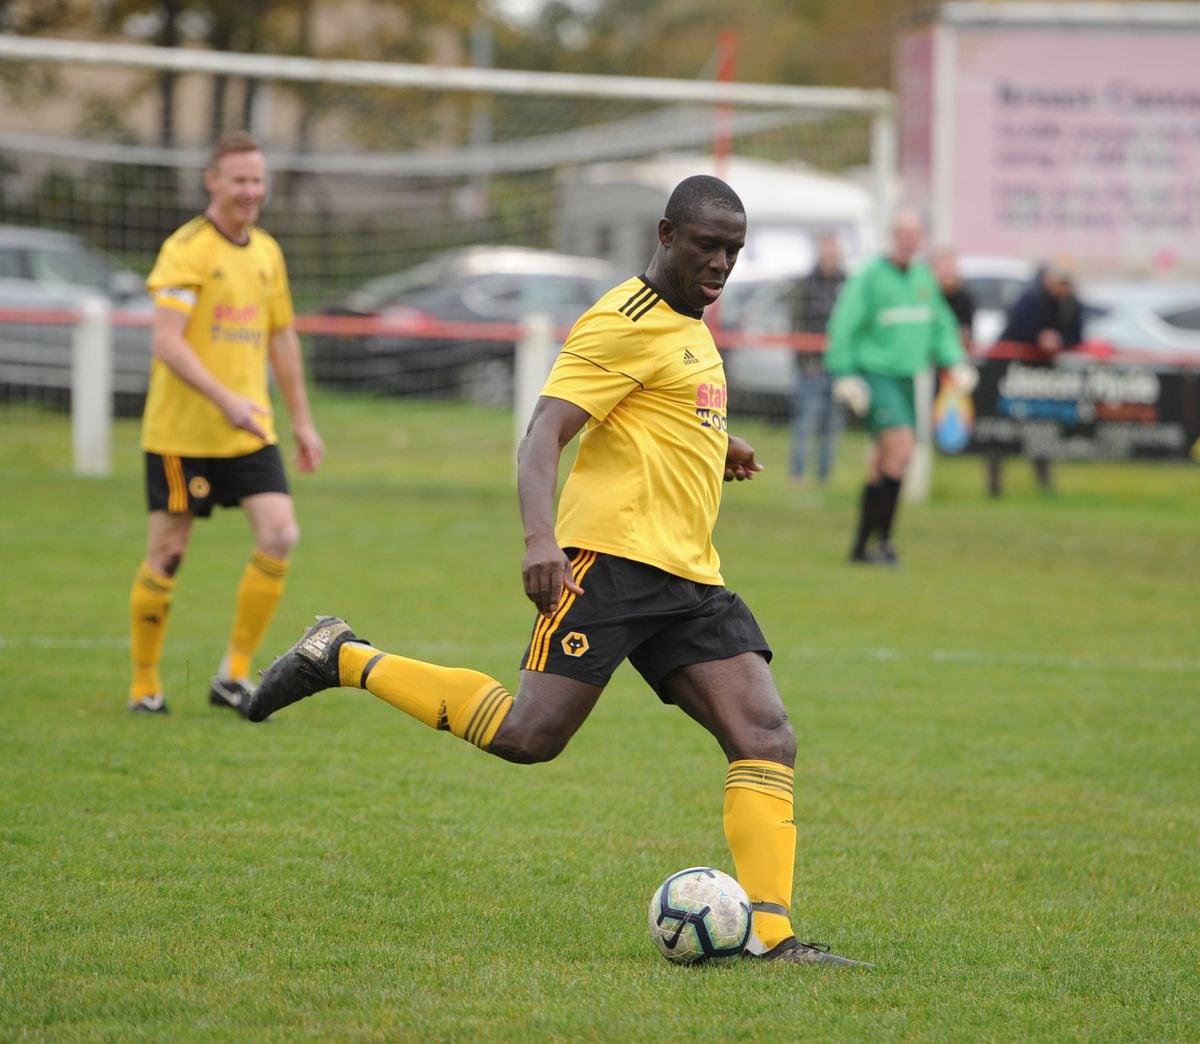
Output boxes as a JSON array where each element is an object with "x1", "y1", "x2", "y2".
[{"x1": 823, "y1": 256, "x2": 965, "y2": 378}]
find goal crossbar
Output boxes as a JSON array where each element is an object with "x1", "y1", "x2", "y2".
[{"x1": 0, "y1": 34, "x2": 892, "y2": 114}]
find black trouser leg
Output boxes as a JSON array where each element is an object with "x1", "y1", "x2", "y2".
[
  {"x1": 852, "y1": 482, "x2": 880, "y2": 555},
  {"x1": 877, "y1": 475, "x2": 903, "y2": 544},
  {"x1": 987, "y1": 454, "x2": 1003, "y2": 498}
]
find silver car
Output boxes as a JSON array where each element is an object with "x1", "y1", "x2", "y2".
[
  {"x1": 0, "y1": 225, "x2": 152, "y2": 415},
  {"x1": 957, "y1": 255, "x2": 1036, "y2": 349},
  {"x1": 1081, "y1": 281, "x2": 1200, "y2": 359}
]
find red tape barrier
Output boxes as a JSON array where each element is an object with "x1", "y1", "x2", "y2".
[{"x1": 0, "y1": 307, "x2": 1195, "y2": 368}]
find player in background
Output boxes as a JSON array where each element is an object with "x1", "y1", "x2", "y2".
[
  {"x1": 250, "y1": 176, "x2": 869, "y2": 968},
  {"x1": 127, "y1": 132, "x2": 323, "y2": 717},
  {"x1": 825, "y1": 210, "x2": 976, "y2": 566}
]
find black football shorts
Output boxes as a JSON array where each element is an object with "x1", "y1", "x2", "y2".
[
  {"x1": 521, "y1": 548, "x2": 772, "y2": 701},
  {"x1": 144, "y1": 444, "x2": 290, "y2": 518}
]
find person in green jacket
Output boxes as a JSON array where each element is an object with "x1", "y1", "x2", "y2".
[{"x1": 824, "y1": 210, "x2": 977, "y2": 565}]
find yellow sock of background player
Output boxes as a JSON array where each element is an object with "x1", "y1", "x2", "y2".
[
  {"x1": 223, "y1": 552, "x2": 289, "y2": 681},
  {"x1": 724, "y1": 760, "x2": 798, "y2": 950},
  {"x1": 129, "y1": 562, "x2": 175, "y2": 699},
  {"x1": 338, "y1": 642, "x2": 513, "y2": 750}
]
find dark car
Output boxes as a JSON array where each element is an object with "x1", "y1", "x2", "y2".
[
  {"x1": 0, "y1": 225, "x2": 153, "y2": 415},
  {"x1": 310, "y1": 246, "x2": 616, "y2": 405}
]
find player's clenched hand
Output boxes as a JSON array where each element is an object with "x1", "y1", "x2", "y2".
[
  {"x1": 522, "y1": 537, "x2": 584, "y2": 616},
  {"x1": 724, "y1": 435, "x2": 764, "y2": 482},
  {"x1": 221, "y1": 393, "x2": 272, "y2": 441}
]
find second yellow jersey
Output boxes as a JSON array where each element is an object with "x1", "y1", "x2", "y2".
[
  {"x1": 141, "y1": 217, "x2": 295, "y2": 457},
  {"x1": 542, "y1": 276, "x2": 730, "y2": 585}
]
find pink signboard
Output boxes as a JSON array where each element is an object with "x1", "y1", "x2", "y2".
[{"x1": 950, "y1": 29, "x2": 1200, "y2": 272}]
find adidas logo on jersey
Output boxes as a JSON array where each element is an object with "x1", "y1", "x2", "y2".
[{"x1": 683, "y1": 348, "x2": 700, "y2": 365}]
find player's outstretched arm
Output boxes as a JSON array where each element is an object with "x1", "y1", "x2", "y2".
[
  {"x1": 725, "y1": 434, "x2": 764, "y2": 482},
  {"x1": 518, "y1": 396, "x2": 590, "y2": 616}
]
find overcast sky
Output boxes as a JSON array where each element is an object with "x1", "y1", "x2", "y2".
[
  {"x1": 493, "y1": 0, "x2": 540, "y2": 20},
  {"x1": 492, "y1": 0, "x2": 593, "y2": 24}
]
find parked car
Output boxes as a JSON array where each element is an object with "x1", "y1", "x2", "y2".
[
  {"x1": 0, "y1": 225, "x2": 153, "y2": 415},
  {"x1": 713, "y1": 268, "x2": 805, "y2": 421},
  {"x1": 1079, "y1": 281, "x2": 1200, "y2": 359},
  {"x1": 310, "y1": 246, "x2": 618, "y2": 405},
  {"x1": 957, "y1": 255, "x2": 1036, "y2": 349}
]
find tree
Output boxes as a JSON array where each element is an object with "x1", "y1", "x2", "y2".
[{"x1": 495, "y1": 0, "x2": 933, "y2": 89}]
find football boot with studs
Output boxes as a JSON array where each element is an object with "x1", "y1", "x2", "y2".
[{"x1": 247, "y1": 616, "x2": 364, "y2": 723}]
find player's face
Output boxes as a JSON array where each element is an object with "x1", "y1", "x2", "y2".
[
  {"x1": 205, "y1": 150, "x2": 267, "y2": 235},
  {"x1": 662, "y1": 204, "x2": 746, "y2": 311},
  {"x1": 891, "y1": 216, "x2": 922, "y2": 266}
]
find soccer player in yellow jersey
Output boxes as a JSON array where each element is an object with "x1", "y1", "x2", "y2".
[
  {"x1": 250, "y1": 176, "x2": 868, "y2": 967},
  {"x1": 126, "y1": 132, "x2": 324, "y2": 718}
]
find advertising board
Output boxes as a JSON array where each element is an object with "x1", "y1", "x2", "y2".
[{"x1": 899, "y1": 6, "x2": 1200, "y2": 273}]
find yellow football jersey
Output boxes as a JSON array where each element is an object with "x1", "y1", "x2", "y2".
[
  {"x1": 542, "y1": 276, "x2": 729, "y2": 585},
  {"x1": 141, "y1": 217, "x2": 295, "y2": 457}
]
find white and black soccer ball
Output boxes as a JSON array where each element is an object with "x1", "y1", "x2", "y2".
[{"x1": 647, "y1": 866, "x2": 752, "y2": 964}]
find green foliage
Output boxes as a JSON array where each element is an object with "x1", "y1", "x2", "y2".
[
  {"x1": 496, "y1": 0, "x2": 736, "y2": 81},
  {"x1": 1, "y1": 396, "x2": 1197, "y2": 1039},
  {"x1": 498, "y1": 0, "x2": 939, "y2": 88}
]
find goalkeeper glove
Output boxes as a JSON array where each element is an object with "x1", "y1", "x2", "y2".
[{"x1": 832, "y1": 375, "x2": 871, "y2": 416}]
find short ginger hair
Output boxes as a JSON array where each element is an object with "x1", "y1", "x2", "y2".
[{"x1": 208, "y1": 131, "x2": 261, "y2": 171}]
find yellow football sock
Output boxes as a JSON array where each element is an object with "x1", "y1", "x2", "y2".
[
  {"x1": 129, "y1": 562, "x2": 175, "y2": 699},
  {"x1": 724, "y1": 759, "x2": 798, "y2": 950},
  {"x1": 339, "y1": 642, "x2": 512, "y2": 750},
  {"x1": 225, "y1": 551, "x2": 289, "y2": 680}
]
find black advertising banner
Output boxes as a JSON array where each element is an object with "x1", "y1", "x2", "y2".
[{"x1": 934, "y1": 356, "x2": 1200, "y2": 462}]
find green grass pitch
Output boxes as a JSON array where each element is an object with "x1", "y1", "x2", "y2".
[{"x1": 1, "y1": 392, "x2": 1197, "y2": 1040}]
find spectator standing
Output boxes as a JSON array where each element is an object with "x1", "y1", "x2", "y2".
[
  {"x1": 824, "y1": 210, "x2": 976, "y2": 565},
  {"x1": 126, "y1": 132, "x2": 324, "y2": 716},
  {"x1": 787, "y1": 233, "x2": 845, "y2": 486},
  {"x1": 987, "y1": 259, "x2": 1083, "y2": 496},
  {"x1": 933, "y1": 247, "x2": 976, "y2": 348}
]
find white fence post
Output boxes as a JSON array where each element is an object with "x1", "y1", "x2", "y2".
[
  {"x1": 71, "y1": 294, "x2": 112, "y2": 477},
  {"x1": 905, "y1": 368, "x2": 933, "y2": 502},
  {"x1": 513, "y1": 312, "x2": 554, "y2": 473}
]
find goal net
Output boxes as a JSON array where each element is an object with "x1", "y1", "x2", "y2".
[{"x1": 0, "y1": 35, "x2": 892, "y2": 469}]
